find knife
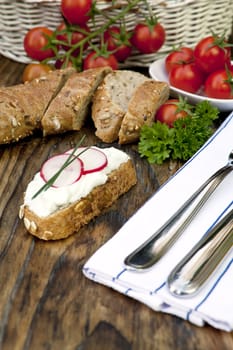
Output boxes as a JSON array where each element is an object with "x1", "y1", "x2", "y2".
[
  {"x1": 167, "y1": 207, "x2": 233, "y2": 297},
  {"x1": 124, "y1": 153, "x2": 233, "y2": 270}
]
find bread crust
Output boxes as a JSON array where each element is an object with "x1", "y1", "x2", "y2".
[
  {"x1": 118, "y1": 80, "x2": 170, "y2": 144},
  {"x1": 91, "y1": 71, "x2": 169, "y2": 144},
  {"x1": 0, "y1": 68, "x2": 75, "y2": 144},
  {"x1": 91, "y1": 70, "x2": 149, "y2": 143},
  {"x1": 20, "y1": 159, "x2": 137, "y2": 240},
  {"x1": 41, "y1": 67, "x2": 112, "y2": 136},
  {"x1": 91, "y1": 84, "x2": 125, "y2": 143}
]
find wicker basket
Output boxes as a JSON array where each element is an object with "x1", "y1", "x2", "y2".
[{"x1": 0, "y1": 0, "x2": 232, "y2": 67}]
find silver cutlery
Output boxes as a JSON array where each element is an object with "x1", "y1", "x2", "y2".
[
  {"x1": 167, "y1": 208, "x2": 233, "y2": 297},
  {"x1": 124, "y1": 149, "x2": 233, "y2": 270}
]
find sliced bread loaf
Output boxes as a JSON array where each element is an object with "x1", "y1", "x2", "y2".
[
  {"x1": 41, "y1": 67, "x2": 112, "y2": 136},
  {"x1": 0, "y1": 68, "x2": 75, "y2": 144},
  {"x1": 91, "y1": 70, "x2": 150, "y2": 143},
  {"x1": 118, "y1": 80, "x2": 170, "y2": 144}
]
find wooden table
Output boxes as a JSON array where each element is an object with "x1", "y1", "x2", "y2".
[{"x1": 0, "y1": 55, "x2": 232, "y2": 350}]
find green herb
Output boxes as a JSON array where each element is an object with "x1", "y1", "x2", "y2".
[
  {"x1": 32, "y1": 135, "x2": 87, "y2": 199},
  {"x1": 138, "y1": 100, "x2": 219, "y2": 165}
]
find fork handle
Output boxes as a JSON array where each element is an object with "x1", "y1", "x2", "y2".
[
  {"x1": 124, "y1": 164, "x2": 233, "y2": 270},
  {"x1": 167, "y1": 208, "x2": 233, "y2": 296}
]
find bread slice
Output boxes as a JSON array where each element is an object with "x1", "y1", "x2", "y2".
[
  {"x1": 19, "y1": 147, "x2": 137, "y2": 240},
  {"x1": 41, "y1": 67, "x2": 112, "y2": 136},
  {"x1": 0, "y1": 68, "x2": 75, "y2": 144},
  {"x1": 118, "y1": 80, "x2": 170, "y2": 144},
  {"x1": 91, "y1": 70, "x2": 150, "y2": 143}
]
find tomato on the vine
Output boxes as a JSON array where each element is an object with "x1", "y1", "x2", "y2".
[
  {"x1": 22, "y1": 63, "x2": 53, "y2": 82},
  {"x1": 56, "y1": 22, "x2": 90, "y2": 56},
  {"x1": 155, "y1": 99, "x2": 189, "y2": 127},
  {"x1": 103, "y1": 26, "x2": 132, "y2": 62},
  {"x1": 24, "y1": 27, "x2": 55, "y2": 61},
  {"x1": 165, "y1": 47, "x2": 194, "y2": 73},
  {"x1": 194, "y1": 35, "x2": 231, "y2": 75},
  {"x1": 61, "y1": 0, "x2": 92, "y2": 26},
  {"x1": 83, "y1": 51, "x2": 118, "y2": 70},
  {"x1": 54, "y1": 58, "x2": 74, "y2": 69},
  {"x1": 169, "y1": 62, "x2": 205, "y2": 94},
  {"x1": 131, "y1": 21, "x2": 165, "y2": 54},
  {"x1": 204, "y1": 67, "x2": 233, "y2": 99}
]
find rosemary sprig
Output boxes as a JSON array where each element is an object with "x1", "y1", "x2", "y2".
[{"x1": 32, "y1": 135, "x2": 88, "y2": 199}]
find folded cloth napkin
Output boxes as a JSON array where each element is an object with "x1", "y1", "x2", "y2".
[{"x1": 83, "y1": 111, "x2": 233, "y2": 332}]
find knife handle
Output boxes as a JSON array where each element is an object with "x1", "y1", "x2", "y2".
[
  {"x1": 124, "y1": 164, "x2": 233, "y2": 270},
  {"x1": 167, "y1": 208, "x2": 233, "y2": 297}
]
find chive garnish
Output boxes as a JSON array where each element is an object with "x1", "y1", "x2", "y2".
[{"x1": 32, "y1": 135, "x2": 89, "y2": 199}]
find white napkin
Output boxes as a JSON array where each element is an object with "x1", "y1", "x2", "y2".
[{"x1": 83, "y1": 111, "x2": 233, "y2": 332}]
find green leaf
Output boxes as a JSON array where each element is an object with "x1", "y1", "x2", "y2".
[
  {"x1": 138, "y1": 100, "x2": 219, "y2": 164},
  {"x1": 138, "y1": 122, "x2": 174, "y2": 164}
]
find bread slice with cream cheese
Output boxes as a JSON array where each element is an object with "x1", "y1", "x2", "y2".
[{"x1": 19, "y1": 147, "x2": 137, "y2": 240}]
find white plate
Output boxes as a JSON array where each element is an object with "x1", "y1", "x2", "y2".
[{"x1": 149, "y1": 58, "x2": 233, "y2": 112}]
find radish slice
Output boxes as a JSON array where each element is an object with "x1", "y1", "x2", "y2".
[
  {"x1": 66, "y1": 147, "x2": 108, "y2": 174},
  {"x1": 40, "y1": 154, "x2": 83, "y2": 187}
]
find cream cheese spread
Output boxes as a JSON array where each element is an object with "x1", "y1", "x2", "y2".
[{"x1": 24, "y1": 147, "x2": 130, "y2": 217}]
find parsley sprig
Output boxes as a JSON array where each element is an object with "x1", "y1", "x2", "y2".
[
  {"x1": 32, "y1": 135, "x2": 88, "y2": 199},
  {"x1": 138, "y1": 100, "x2": 219, "y2": 165}
]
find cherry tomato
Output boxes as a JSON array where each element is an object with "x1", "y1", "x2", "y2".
[
  {"x1": 61, "y1": 0, "x2": 92, "y2": 25},
  {"x1": 165, "y1": 47, "x2": 194, "y2": 73},
  {"x1": 83, "y1": 51, "x2": 118, "y2": 70},
  {"x1": 169, "y1": 62, "x2": 205, "y2": 94},
  {"x1": 155, "y1": 99, "x2": 188, "y2": 127},
  {"x1": 22, "y1": 63, "x2": 53, "y2": 82},
  {"x1": 194, "y1": 35, "x2": 231, "y2": 75},
  {"x1": 24, "y1": 27, "x2": 55, "y2": 61},
  {"x1": 103, "y1": 26, "x2": 132, "y2": 62},
  {"x1": 56, "y1": 22, "x2": 90, "y2": 56},
  {"x1": 54, "y1": 59, "x2": 74, "y2": 69},
  {"x1": 131, "y1": 22, "x2": 165, "y2": 54},
  {"x1": 204, "y1": 67, "x2": 233, "y2": 99}
]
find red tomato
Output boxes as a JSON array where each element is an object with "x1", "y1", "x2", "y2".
[
  {"x1": 61, "y1": 0, "x2": 92, "y2": 25},
  {"x1": 83, "y1": 51, "x2": 118, "y2": 70},
  {"x1": 103, "y1": 26, "x2": 132, "y2": 62},
  {"x1": 22, "y1": 63, "x2": 53, "y2": 82},
  {"x1": 56, "y1": 22, "x2": 90, "y2": 56},
  {"x1": 24, "y1": 27, "x2": 54, "y2": 61},
  {"x1": 165, "y1": 47, "x2": 194, "y2": 73},
  {"x1": 194, "y1": 35, "x2": 231, "y2": 75},
  {"x1": 54, "y1": 58, "x2": 74, "y2": 69},
  {"x1": 131, "y1": 22, "x2": 165, "y2": 54},
  {"x1": 169, "y1": 63, "x2": 205, "y2": 94},
  {"x1": 155, "y1": 99, "x2": 188, "y2": 127},
  {"x1": 204, "y1": 67, "x2": 233, "y2": 99}
]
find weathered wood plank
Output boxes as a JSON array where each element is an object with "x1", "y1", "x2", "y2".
[{"x1": 0, "y1": 55, "x2": 232, "y2": 350}]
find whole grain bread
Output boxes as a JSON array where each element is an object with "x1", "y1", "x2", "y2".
[
  {"x1": 0, "y1": 68, "x2": 75, "y2": 144},
  {"x1": 41, "y1": 66, "x2": 112, "y2": 136},
  {"x1": 91, "y1": 70, "x2": 150, "y2": 143},
  {"x1": 118, "y1": 80, "x2": 170, "y2": 144},
  {"x1": 19, "y1": 159, "x2": 137, "y2": 240}
]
